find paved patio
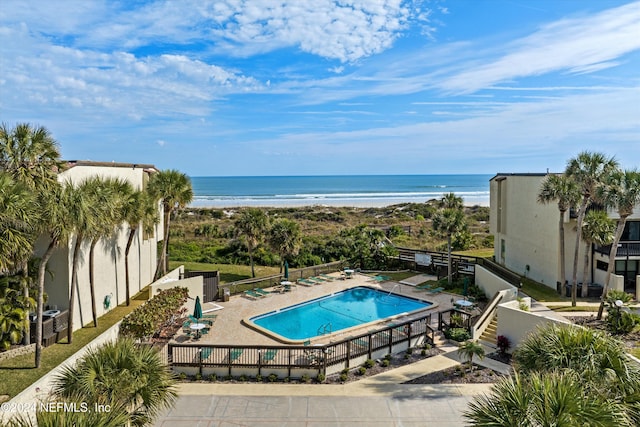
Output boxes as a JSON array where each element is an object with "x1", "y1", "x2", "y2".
[{"x1": 175, "y1": 272, "x2": 459, "y2": 346}]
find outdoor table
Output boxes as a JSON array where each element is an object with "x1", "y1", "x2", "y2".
[
  {"x1": 190, "y1": 322, "x2": 206, "y2": 339},
  {"x1": 455, "y1": 299, "x2": 474, "y2": 309},
  {"x1": 280, "y1": 281, "x2": 292, "y2": 286},
  {"x1": 344, "y1": 269, "x2": 354, "y2": 278}
]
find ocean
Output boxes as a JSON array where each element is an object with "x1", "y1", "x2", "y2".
[{"x1": 189, "y1": 174, "x2": 492, "y2": 208}]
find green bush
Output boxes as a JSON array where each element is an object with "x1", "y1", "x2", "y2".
[
  {"x1": 178, "y1": 372, "x2": 187, "y2": 380},
  {"x1": 268, "y1": 374, "x2": 278, "y2": 382},
  {"x1": 339, "y1": 373, "x2": 348, "y2": 382},
  {"x1": 119, "y1": 287, "x2": 189, "y2": 340},
  {"x1": 316, "y1": 374, "x2": 325, "y2": 383},
  {"x1": 444, "y1": 327, "x2": 471, "y2": 342},
  {"x1": 382, "y1": 359, "x2": 390, "y2": 367},
  {"x1": 208, "y1": 373, "x2": 217, "y2": 382},
  {"x1": 358, "y1": 367, "x2": 367, "y2": 376},
  {"x1": 301, "y1": 374, "x2": 311, "y2": 383},
  {"x1": 194, "y1": 373, "x2": 202, "y2": 381},
  {"x1": 364, "y1": 359, "x2": 375, "y2": 368}
]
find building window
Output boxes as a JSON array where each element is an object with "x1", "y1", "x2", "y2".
[
  {"x1": 596, "y1": 260, "x2": 608, "y2": 271},
  {"x1": 621, "y1": 221, "x2": 639, "y2": 241}
]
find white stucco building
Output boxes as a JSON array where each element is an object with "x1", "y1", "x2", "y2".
[
  {"x1": 490, "y1": 173, "x2": 640, "y2": 296},
  {"x1": 36, "y1": 161, "x2": 163, "y2": 332}
]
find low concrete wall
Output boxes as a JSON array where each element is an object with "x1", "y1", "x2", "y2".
[
  {"x1": 496, "y1": 300, "x2": 571, "y2": 353},
  {"x1": 2, "y1": 321, "x2": 121, "y2": 423},
  {"x1": 475, "y1": 265, "x2": 518, "y2": 302},
  {"x1": 149, "y1": 266, "x2": 203, "y2": 315}
]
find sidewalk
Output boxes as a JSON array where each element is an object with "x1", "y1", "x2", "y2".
[{"x1": 155, "y1": 344, "x2": 506, "y2": 426}]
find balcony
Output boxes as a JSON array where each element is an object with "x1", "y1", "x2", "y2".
[{"x1": 594, "y1": 242, "x2": 640, "y2": 257}]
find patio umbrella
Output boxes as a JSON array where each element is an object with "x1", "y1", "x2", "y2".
[
  {"x1": 193, "y1": 296, "x2": 202, "y2": 320},
  {"x1": 463, "y1": 277, "x2": 469, "y2": 297},
  {"x1": 284, "y1": 260, "x2": 289, "y2": 280}
]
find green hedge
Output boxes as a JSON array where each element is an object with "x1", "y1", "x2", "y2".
[{"x1": 119, "y1": 287, "x2": 189, "y2": 340}]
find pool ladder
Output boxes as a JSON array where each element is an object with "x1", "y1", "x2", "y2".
[{"x1": 317, "y1": 322, "x2": 332, "y2": 336}]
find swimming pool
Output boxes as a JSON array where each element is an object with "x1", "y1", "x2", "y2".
[{"x1": 249, "y1": 286, "x2": 432, "y2": 341}]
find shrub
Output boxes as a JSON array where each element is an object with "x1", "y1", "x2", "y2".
[
  {"x1": 358, "y1": 367, "x2": 367, "y2": 376},
  {"x1": 445, "y1": 327, "x2": 470, "y2": 342},
  {"x1": 421, "y1": 349, "x2": 427, "y2": 356},
  {"x1": 119, "y1": 287, "x2": 189, "y2": 340},
  {"x1": 255, "y1": 374, "x2": 262, "y2": 382},
  {"x1": 496, "y1": 335, "x2": 511, "y2": 356},
  {"x1": 406, "y1": 348, "x2": 413, "y2": 355},
  {"x1": 339, "y1": 373, "x2": 348, "y2": 382},
  {"x1": 268, "y1": 374, "x2": 278, "y2": 383},
  {"x1": 239, "y1": 374, "x2": 248, "y2": 382},
  {"x1": 194, "y1": 373, "x2": 202, "y2": 381},
  {"x1": 208, "y1": 373, "x2": 217, "y2": 382},
  {"x1": 316, "y1": 374, "x2": 325, "y2": 383},
  {"x1": 301, "y1": 374, "x2": 311, "y2": 383},
  {"x1": 382, "y1": 359, "x2": 390, "y2": 367},
  {"x1": 364, "y1": 359, "x2": 375, "y2": 368},
  {"x1": 178, "y1": 372, "x2": 187, "y2": 380}
]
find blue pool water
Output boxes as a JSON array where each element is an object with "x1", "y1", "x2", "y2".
[{"x1": 250, "y1": 287, "x2": 431, "y2": 340}]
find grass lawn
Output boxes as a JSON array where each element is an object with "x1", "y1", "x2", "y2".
[
  {"x1": 0, "y1": 290, "x2": 148, "y2": 400},
  {"x1": 454, "y1": 248, "x2": 494, "y2": 258},
  {"x1": 520, "y1": 278, "x2": 570, "y2": 302},
  {"x1": 169, "y1": 261, "x2": 280, "y2": 283}
]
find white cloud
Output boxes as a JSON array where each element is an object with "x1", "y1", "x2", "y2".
[{"x1": 439, "y1": 2, "x2": 640, "y2": 93}]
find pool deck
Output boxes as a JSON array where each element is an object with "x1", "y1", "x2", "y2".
[
  {"x1": 174, "y1": 272, "x2": 457, "y2": 346},
  {"x1": 158, "y1": 273, "x2": 501, "y2": 426}
]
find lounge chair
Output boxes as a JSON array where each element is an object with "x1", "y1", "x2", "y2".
[
  {"x1": 415, "y1": 282, "x2": 433, "y2": 289},
  {"x1": 320, "y1": 274, "x2": 335, "y2": 281},
  {"x1": 200, "y1": 347, "x2": 212, "y2": 360},
  {"x1": 262, "y1": 349, "x2": 278, "y2": 362},
  {"x1": 230, "y1": 348, "x2": 243, "y2": 362},
  {"x1": 253, "y1": 288, "x2": 270, "y2": 296},
  {"x1": 428, "y1": 287, "x2": 444, "y2": 294},
  {"x1": 297, "y1": 278, "x2": 316, "y2": 286},
  {"x1": 244, "y1": 290, "x2": 264, "y2": 299}
]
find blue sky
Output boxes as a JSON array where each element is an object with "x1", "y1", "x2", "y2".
[{"x1": 1, "y1": 0, "x2": 639, "y2": 176}]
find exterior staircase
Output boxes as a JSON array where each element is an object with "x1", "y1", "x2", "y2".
[{"x1": 479, "y1": 314, "x2": 498, "y2": 348}]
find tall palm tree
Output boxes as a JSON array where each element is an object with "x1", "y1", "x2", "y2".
[
  {"x1": 0, "y1": 123, "x2": 64, "y2": 348},
  {"x1": 234, "y1": 208, "x2": 269, "y2": 278},
  {"x1": 596, "y1": 169, "x2": 640, "y2": 319},
  {"x1": 432, "y1": 198, "x2": 466, "y2": 286},
  {"x1": 565, "y1": 151, "x2": 618, "y2": 306},
  {"x1": 84, "y1": 177, "x2": 132, "y2": 327},
  {"x1": 537, "y1": 173, "x2": 580, "y2": 296},
  {"x1": 268, "y1": 218, "x2": 301, "y2": 273},
  {"x1": 52, "y1": 338, "x2": 177, "y2": 426},
  {"x1": 438, "y1": 192, "x2": 464, "y2": 210},
  {"x1": 122, "y1": 189, "x2": 158, "y2": 306},
  {"x1": 65, "y1": 179, "x2": 94, "y2": 344},
  {"x1": 580, "y1": 210, "x2": 614, "y2": 298},
  {"x1": 33, "y1": 181, "x2": 72, "y2": 367},
  {"x1": 148, "y1": 170, "x2": 193, "y2": 279}
]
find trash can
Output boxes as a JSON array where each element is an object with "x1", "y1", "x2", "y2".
[{"x1": 223, "y1": 288, "x2": 230, "y2": 302}]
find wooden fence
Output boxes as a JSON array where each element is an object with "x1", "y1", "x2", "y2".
[{"x1": 167, "y1": 313, "x2": 433, "y2": 379}]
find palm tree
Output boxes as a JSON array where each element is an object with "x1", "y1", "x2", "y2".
[
  {"x1": 537, "y1": 173, "x2": 580, "y2": 296},
  {"x1": 432, "y1": 200, "x2": 466, "y2": 287},
  {"x1": 84, "y1": 177, "x2": 132, "y2": 327},
  {"x1": 0, "y1": 123, "x2": 64, "y2": 348},
  {"x1": 234, "y1": 208, "x2": 269, "y2": 277},
  {"x1": 565, "y1": 151, "x2": 619, "y2": 306},
  {"x1": 580, "y1": 210, "x2": 614, "y2": 298},
  {"x1": 596, "y1": 169, "x2": 640, "y2": 319},
  {"x1": 513, "y1": 323, "x2": 640, "y2": 422},
  {"x1": 33, "y1": 181, "x2": 72, "y2": 367},
  {"x1": 122, "y1": 189, "x2": 158, "y2": 306},
  {"x1": 65, "y1": 179, "x2": 94, "y2": 344},
  {"x1": 465, "y1": 370, "x2": 629, "y2": 426},
  {"x1": 457, "y1": 340, "x2": 485, "y2": 371},
  {"x1": 438, "y1": 192, "x2": 464, "y2": 210},
  {"x1": 0, "y1": 173, "x2": 35, "y2": 272},
  {"x1": 268, "y1": 218, "x2": 301, "y2": 273},
  {"x1": 148, "y1": 170, "x2": 193, "y2": 279},
  {"x1": 52, "y1": 338, "x2": 177, "y2": 426}
]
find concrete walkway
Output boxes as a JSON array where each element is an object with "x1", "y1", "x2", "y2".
[{"x1": 154, "y1": 344, "x2": 509, "y2": 426}]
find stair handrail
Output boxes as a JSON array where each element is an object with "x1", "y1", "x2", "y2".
[{"x1": 471, "y1": 291, "x2": 505, "y2": 340}]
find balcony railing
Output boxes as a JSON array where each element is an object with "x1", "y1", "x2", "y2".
[{"x1": 594, "y1": 242, "x2": 640, "y2": 257}]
